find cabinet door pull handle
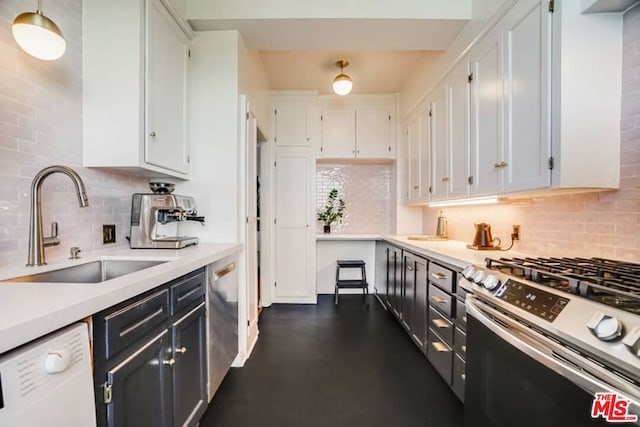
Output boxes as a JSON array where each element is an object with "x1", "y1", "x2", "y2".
[
  {"x1": 461, "y1": 345, "x2": 467, "y2": 353},
  {"x1": 431, "y1": 272, "x2": 447, "y2": 280},
  {"x1": 175, "y1": 347, "x2": 187, "y2": 355},
  {"x1": 441, "y1": 177, "x2": 450, "y2": 182},
  {"x1": 432, "y1": 319, "x2": 449, "y2": 328},
  {"x1": 431, "y1": 295, "x2": 447, "y2": 304},
  {"x1": 149, "y1": 131, "x2": 157, "y2": 137},
  {"x1": 407, "y1": 265, "x2": 414, "y2": 271},
  {"x1": 413, "y1": 185, "x2": 419, "y2": 189},
  {"x1": 463, "y1": 315, "x2": 467, "y2": 323},
  {"x1": 431, "y1": 342, "x2": 450, "y2": 353},
  {"x1": 494, "y1": 161, "x2": 508, "y2": 168},
  {"x1": 163, "y1": 358, "x2": 176, "y2": 367},
  {"x1": 461, "y1": 374, "x2": 466, "y2": 381}
]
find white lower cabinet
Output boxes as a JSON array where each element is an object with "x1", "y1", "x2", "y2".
[{"x1": 273, "y1": 148, "x2": 316, "y2": 303}]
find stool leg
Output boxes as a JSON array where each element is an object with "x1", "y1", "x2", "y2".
[{"x1": 335, "y1": 283, "x2": 339, "y2": 305}]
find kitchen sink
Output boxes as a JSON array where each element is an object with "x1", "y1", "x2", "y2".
[
  {"x1": 3, "y1": 259, "x2": 168, "y2": 284},
  {"x1": 406, "y1": 235, "x2": 449, "y2": 241}
]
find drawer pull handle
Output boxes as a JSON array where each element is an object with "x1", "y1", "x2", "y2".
[
  {"x1": 461, "y1": 345, "x2": 467, "y2": 353},
  {"x1": 463, "y1": 316, "x2": 467, "y2": 323},
  {"x1": 175, "y1": 346, "x2": 187, "y2": 355},
  {"x1": 431, "y1": 272, "x2": 447, "y2": 280},
  {"x1": 431, "y1": 295, "x2": 447, "y2": 304},
  {"x1": 431, "y1": 342, "x2": 450, "y2": 353},
  {"x1": 118, "y1": 307, "x2": 164, "y2": 338},
  {"x1": 163, "y1": 358, "x2": 176, "y2": 367},
  {"x1": 461, "y1": 374, "x2": 466, "y2": 381},
  {"x1": 214, "y1": 263, "x2": 236, "y2": 281},
  {"x1": 441, "y1": 177, "x2": 450, "y2": 182},
  {"x1": 407, "y1": 265, "x2": 414, "y2": 271},
  {"x1": 432, "y1": 319, "x2": 449, "y2": 329}
]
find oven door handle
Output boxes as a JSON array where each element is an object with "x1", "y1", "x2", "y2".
[{"x1": 466, "y1": 296, "x2": 640, "y2": 411}]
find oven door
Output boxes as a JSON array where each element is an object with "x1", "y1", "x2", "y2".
[{"x1": 465, "y1": 295, "x2": 640, "y2": 427}]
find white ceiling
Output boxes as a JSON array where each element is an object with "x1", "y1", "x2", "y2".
[
  {"x1": 187, "y1": 3, "x2": 469, "y2": 94},
  {"x1": 259, "y1": 50, "x2": 443, "y2": 95}
]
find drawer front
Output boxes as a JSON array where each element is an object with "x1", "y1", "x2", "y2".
[
  {"x1": 429, "y1": 263, "x2": 454, "y2": 293},
  {"x1": 456, "y1": 298, "x2": 467, "y2": 330},
  {"x1": 454, "y1": 326, "x2": 466, "y2": 358},
  {"x1": 452, "y1": 353, "x2": 466, "y2": 402},
  {"x1": 171, "y1": 270, "x2": 205, "y2": 316},
  {"x1": 103, "y1": 289, "x2": 170, "y2": 360},
  {"x1": 428, "y1": 284, "x2": 453, "y2": 318},
  {"x1": 427, "y1": 328, "x2": 453, "y2": 385},
  {"x1": 428, "y1": 305, "x2": 453, "y2": 346}
]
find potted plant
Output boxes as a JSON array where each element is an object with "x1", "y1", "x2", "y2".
[{"x1": 317, "y1": 188, "x2": 345, "y2": 233}]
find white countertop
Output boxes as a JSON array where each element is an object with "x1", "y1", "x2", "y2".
[
  {"x1": 316, "y1": 233, "x2": 381, "y2": 241},
  {"x1": 0, "y1": 243, "x2": 241, "y2": 355},
  {"x1": 383, "y1": 235, "x2": 529, "y2": 269}
]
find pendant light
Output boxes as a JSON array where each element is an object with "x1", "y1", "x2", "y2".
[
  {"x1": 332, "y1": 60, "x2": 352, "y2": 96},
  {"x1": 12, "y1": 0, "x2": 66, "y2": 61}
]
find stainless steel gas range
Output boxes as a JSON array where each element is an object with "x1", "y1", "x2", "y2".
[{"x1": 459, "y1": 256, "x2": 640, "y2": 427}]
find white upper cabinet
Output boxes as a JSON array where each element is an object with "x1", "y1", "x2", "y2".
[
  {"x1": 319, "y1": 96, "x2": 396, "y2": 159},
  {"x1": 403, "y1": 0, "x2": 621, "y2": 204},
  {"x1": 430, "y1": 83, "x2": 448, "y2": 201},
  {"x1": 445, "y1": 59, "x2": 471, "y2": 199},
  {"x1": 502, "y1": 0, "x2": 551, "y2": 192},
  {"x1": 407, "y1": 115, "x2": 420, "y2": 202},
  {"x1": 83, "y1": 0, "x2": 192, "y2": 179},
  {"x1": 145, "y1": 0, "x2": 190, "y2": 174},
  {"x1": 418, "y1": 105, "x2": 432, "y2": 202},
  {"x1": 469, "y1": 25, "x2": 503, "y2": 196},
  {"x1": 356, "y1": 106, "x2": 394, "y2": 158},
  {"x1": 274, "y1": 104, "x2": 315, "y2": 146},
  {"x1": 321, "y1": 109, "x2": 357, "y2": 157}
]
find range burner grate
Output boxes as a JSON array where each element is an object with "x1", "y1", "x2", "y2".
[{"x1": 485, "y1": 257, "x2": 640, "y2": 314}]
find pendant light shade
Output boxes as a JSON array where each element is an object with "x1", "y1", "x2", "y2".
[
  {"x1": 332, "y1": 60, "x2": 352, "y2": 96},
  {"x1": 12, "y1": 1, "x2": 66, "y2": 61}
]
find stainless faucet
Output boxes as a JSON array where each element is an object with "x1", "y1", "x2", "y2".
[{"x1": 27, "y1": 165, "x2": 89, "y2": 266}]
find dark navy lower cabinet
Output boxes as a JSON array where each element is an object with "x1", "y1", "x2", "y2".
[{"x1": 93, "y1": 269, "x2": 207, "y2": 427}]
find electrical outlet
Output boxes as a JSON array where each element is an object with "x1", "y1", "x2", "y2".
[
  {"x1": 103, "y1": 224, "x2": 116, "y2": 244},
  {"x1": 512, "y1": 224, "x2": 520, "y2": 240}
]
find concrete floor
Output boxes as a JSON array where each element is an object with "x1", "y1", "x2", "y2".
[{"x1": 200, "y1": 294, "x2": 464, "y2": 427}]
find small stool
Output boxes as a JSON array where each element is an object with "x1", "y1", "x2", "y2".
[{"x1": 335, "y1": 260, "x2": 368, "y2": 305}]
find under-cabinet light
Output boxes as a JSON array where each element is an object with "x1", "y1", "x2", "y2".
[{"x1": 428, "y1": 197, "x2": 501, "y2": 208}]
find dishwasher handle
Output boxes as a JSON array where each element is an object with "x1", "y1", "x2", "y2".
[{"x1": 213, "y1": 263, "x2": 236, "y2": 281}]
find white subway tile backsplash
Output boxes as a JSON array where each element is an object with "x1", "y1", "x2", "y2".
[{"x1": 316, "y1": 161, "x2": 395, "y2": 234}]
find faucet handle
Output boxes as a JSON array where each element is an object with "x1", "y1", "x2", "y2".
[
  {"x1": 43, "y1": 222, "x2": 60, "y2": 248},
  {"x1": 69, "y1": 247, "x2": 81, "y2": 260},
  {"x1": 51, "y1": 221, "x2": 58, "y2": 238}
]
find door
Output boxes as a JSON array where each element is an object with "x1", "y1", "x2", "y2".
[
  {"x1": 470, "y1": 26, "x2": 503, "y2": 196},
  {"x1": 274, "y1": 104, "x2": 311, "y2": 146},
  {"x1": 430, "y1": 83, "x2": 448, "y2": 201},
  {"x1": 407, "y1": 117, "x2": 420, "y2": 202},
  {"x1": 245, "y1": 107, "x2": 259, "y2": 349},
  {"x1": 321, "y1": 109, "x2": 356, "y2": 158},
  {"x1": 356, "y1": 106, "x2": 392, "y2": 158},
  {"x1": 273, "y1": 148, "x2": 315, "y2": 302},
  {"x1": 465, "y1": 298, "x2": 620, "y2": 427},
  {"x1": 145, "y1": 0, "x2": 189, "y2": 174},
  {"x1": 403, "y1": 253, "x2": 416, "y2": 332},
  {"x1": 418, "y1": 106, "x2": 431, "y2": 202},
  {"x1": 106, "y1": 331, "x2": 172, "y2": 427},
  {"x1": 502, "y1": 0, "x2": 551, "y2": 192},
  {"x1": 412, "y1": 256, "x2": 428, "y2": 351},
  {"x1": 171, "y1": 303, "x2": 207, "y2": 427},
  {"x1": 446, "y1": 59, "x2": 471, "y2": 199}
]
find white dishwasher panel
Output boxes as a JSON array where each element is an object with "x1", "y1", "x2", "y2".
[{"x1": 0, "y1": 322, "x2": 96, "y2": 426}]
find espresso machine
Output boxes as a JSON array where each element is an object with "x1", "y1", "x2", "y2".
[{"x1": 129, "y1": 193, "x2": 204, "y2": 249}]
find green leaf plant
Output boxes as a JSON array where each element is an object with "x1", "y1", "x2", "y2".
[{"x1": 317, "y1": 188, "x2": 346, "y2": 226}]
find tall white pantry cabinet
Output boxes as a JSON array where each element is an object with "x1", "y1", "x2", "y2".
[{"x1": 83, "y1": 0, "x2": 193, "y2": 179}]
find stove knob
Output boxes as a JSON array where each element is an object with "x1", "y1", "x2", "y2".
[
  {"x1": 586, "y1": 312, "x2": 623, "y2": 341},
  {"x1": 461, "y1": 265, "x2": 476, "y2": 280},
  {"x1": 471, "y1": 270, "x2": 486, "y2": 284},
  {"x1": 482, "y1": 274, "x2": 501, "y2": 291},
  {"x1": 622, "y1": 326, "x2": 640, "y2": 357}
]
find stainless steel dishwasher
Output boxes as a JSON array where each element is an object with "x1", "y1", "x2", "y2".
[{"x1": 206, "y1": 255, "x2": 238, "y2": 401}]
